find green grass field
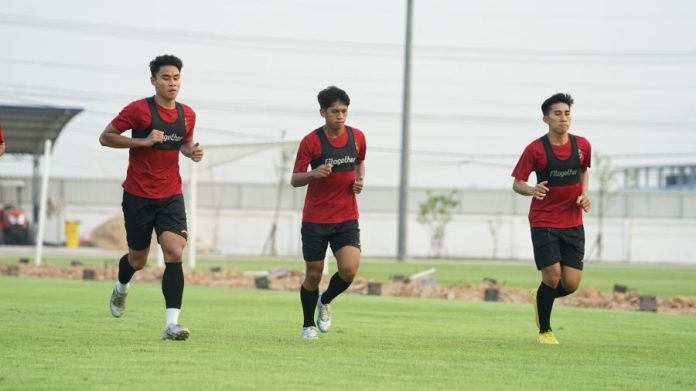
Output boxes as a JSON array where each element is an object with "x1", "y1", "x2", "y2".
[{"x1": 1, "y1": 277, "x2": 695, "y2": 390}]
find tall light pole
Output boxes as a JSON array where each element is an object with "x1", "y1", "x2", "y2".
[{"x1": 397, "y1": 0, "x2": 413, "y2": 261}]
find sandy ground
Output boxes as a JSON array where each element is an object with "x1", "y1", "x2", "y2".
[{"x1": 2, "y1": 259, "x2": 694, "y2": 315}]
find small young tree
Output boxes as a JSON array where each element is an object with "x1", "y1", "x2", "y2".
[
  {"x1": 588, "y1": 152, "x2": 619, "y2": 261},
  {"x1": 417, "y1": 190, "x2": 459, "y2": 258},
  {"x1": 488, "y1": 213, "x2": 502, "y2": 259}
]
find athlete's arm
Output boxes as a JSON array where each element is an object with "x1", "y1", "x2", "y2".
[
  {"x1": 352, "y1": 160, "x2": 365, "y2": 194},
  {"x1": 576, "y1": 169, "x2": 591, "y2": 212},
  {"x1": 291, "y1": 164, "x2": 332, "y2": 187},
  {"x1": 99, "y1": 124, "x2": 163, "y2": 148},
  {"x1": 0, "y1": 142, "x2": 5, "y2": 156},
  {"x1": 181, "y1": 140, "x2": 204, "y2": 162},
  {"x1": 513, "y1": 179, "x2": 549, "y2": 200}
]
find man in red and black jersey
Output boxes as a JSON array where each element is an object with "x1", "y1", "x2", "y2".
[
  {"x1": 291, "y1": 86, "x2": 367, "y2": 340},
  {"x1": 512, "y1": 93, "x2": 592, "y2": 344},
  {"x1": 0, "y1": 123, "x2": 6, "y2": 156},
  {"x1": 99, "y1": 54, "x2": 203, "y2": 341}
]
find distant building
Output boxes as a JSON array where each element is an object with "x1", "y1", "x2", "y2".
[{"x1": 622, "y1": 164, "x2": 696, "y2": 191}]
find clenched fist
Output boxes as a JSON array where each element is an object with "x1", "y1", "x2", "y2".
[
  {"x1": 146, "y1": 129, "x2": 165, "y2": 146},
  {"x1": 191, "y1": 142, "x2": 204, "y2": 162},
  {"x1": 312, "y1": 163, "x2": 332, "y2": 180},
  {"x1": 353, "y1": 177, "x2": 364, "y2": 194}
]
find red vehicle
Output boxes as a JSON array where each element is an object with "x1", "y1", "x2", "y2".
[{"x1": 0, "y1": 205, "x2": 30, "y2": 245}]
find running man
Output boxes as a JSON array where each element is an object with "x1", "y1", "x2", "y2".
[
  {"x1": 511, "y1": 93, "x2": 592, "y2": 344},
  {"x1": 291, "y1": 86, "x2": 367, "y2": 340},
  {"x1": 99, "y1": 54, "x2": 203, "y2": 341}
]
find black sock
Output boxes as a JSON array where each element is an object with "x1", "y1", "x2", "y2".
[
  {"x1": 162, "y1": 263, "x2": 184, "y2": 309},
  {"x1": 555, "y1": 283, "x2": 573, "y2": 298},
  {"x1": 300, "y1": 286, "x2": 318, "y2": 327},
  {"x1": 118, "y1": 254, "x2": 136, "y2": 284},
  {"x1": 320, "y1": 272, "x2": 352, "y2": 304},
  {"x1": 537, "y1": 282, "x2": 556, "y2": 333}
]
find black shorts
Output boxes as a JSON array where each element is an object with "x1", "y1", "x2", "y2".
[
  {"x1": 530, "y1": 225, "x2": 585, "y2": 271},
  {"x1": 301, "y1": 220, "x2": 361, "y2": 261},
  {"x1": 122, "y1": 191, "x2": 188, "y2": 251}
]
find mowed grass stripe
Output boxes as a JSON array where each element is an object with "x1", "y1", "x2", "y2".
[{"x1": 1, "y1": 277, "x2": 694, "y2": 390}]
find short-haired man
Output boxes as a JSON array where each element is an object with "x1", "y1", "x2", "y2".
[
  {"x1": 512, "y1": 93, "x2": 592, "y2": 344},
  {"x1": 291, "y1": 86, "x2": 367, "y2": 340},
  {"x1": 99, "y1": 54, "x2": 203, "y2": 341}
]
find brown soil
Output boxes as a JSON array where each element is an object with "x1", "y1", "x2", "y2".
[
  {"x1": 88, "y1": 215, "x2": 210, "y2": 254},
  {"x1": 2, "y1": 263, "x2": 694, "y2": 315}
]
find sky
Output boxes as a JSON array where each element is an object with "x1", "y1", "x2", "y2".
[{"x1": 0, "y1": 0, "x2": 695, "y2": 189}]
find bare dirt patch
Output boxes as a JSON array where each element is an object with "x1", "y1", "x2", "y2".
[{"x1": 2, "y1": 263, "x2": 694, "y2": 315}]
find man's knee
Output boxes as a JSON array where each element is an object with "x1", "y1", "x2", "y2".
[
  {"x1": 128, "y1": 253, "x2": 148, "y2": 270},
  {"x1": 338, "y1": 267, "x2": 357, "y2": 282},
  {"x1": 562, "y1": 280, "x2": 580, "y2": 292},
  {"x1": 162, "y1": 245, "x2": 184, "y2": 262},
  {"x1": 335, "y1": 245, "x2": 360, "y2": 283},
  {"x1": 542, "y1": 272, "x2": 561, "y2": 288},
  {"x1": 304, "y1": 263, "x2": 324, "y2": 284},
  {"x1": 306, "y1": 269, "x2": 323, "y2": 282},
  {"x1": 159, "y1": 232, "x2": 186, "y2": 262}
]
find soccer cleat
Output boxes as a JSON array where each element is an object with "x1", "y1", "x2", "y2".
[
  {"x1": 161, "y1": 323, "x2": 190, "y2": 341},
  {"x1": 109, "y1": 287, "x2": 128, "y2": 318},
  {"x1": 316, "y1": 294, "x2": 332, "y2": 333},
  {"x1": 531, "y1": 288, "x2": 540, "y2": 329},
  {"x1": 538, "y1": 330, "x2": 559, "y2": 345},
  {"x1": 301, "y1": 326, "x2": 319, "y2": 340}
]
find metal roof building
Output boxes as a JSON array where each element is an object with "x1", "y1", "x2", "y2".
[
  {"x1": 0, "y1": 104, "x2": 83, "y2": 155},
  {"x1": 0, "y1": 104, "x2": 83, "y2": 264}
]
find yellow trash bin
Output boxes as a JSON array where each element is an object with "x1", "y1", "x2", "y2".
[{"x1": 65, "y1": 220, "x2": 80, "y2": 248}]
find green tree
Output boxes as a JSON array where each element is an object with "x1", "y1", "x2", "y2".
[{"x1": 417, "y1": 190, "x2": 459, "y2": 258}]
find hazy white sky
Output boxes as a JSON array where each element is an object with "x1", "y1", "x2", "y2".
[{"x1": 1, "y1": 0, "x2": 695, "y2": 189}]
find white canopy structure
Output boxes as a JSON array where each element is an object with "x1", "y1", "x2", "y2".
[
  {"x1": 0, "y1": 104, "x2": 83, "y2": 265},
  {"x1": 184, "y1": 140, "x2": 297, "y2": 268}
]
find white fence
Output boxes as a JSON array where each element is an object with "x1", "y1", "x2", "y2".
[{"x1": 1, "y1": 177, "x2": 695, "y2": 264}]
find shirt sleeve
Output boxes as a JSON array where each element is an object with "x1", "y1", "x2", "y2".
[
  {"x1": 356, "y1": 129, "x2": 366, "y2": 162},
  {"x1": 183, "y1": 104, "x2": 196, "y2": 140},
  {"x1": 580, "y1": 137, "x2": 592, "y2": 169},
  {"x1": 0, "y1": 128, "x2": 4, "y2": 143},
  {"x1": 292, "y1": 134, "x2": 318, "y2": 173},
  {"x1": 110, "y1": 100, "x2": 149, "y2": 133},
  {"x1": 511, "y1": 143, "x2": 537, "y2": 182}
]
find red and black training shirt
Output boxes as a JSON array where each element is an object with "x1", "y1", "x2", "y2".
[
  {"x1": 293, "y1": 126, "x2": 367, "y2": 224},
  {"x1": 511, "y1": 134, "x2": 592, "y2": 228},
  {"x1": 110, "y1": 97, "x2": 195, "y2": 199}
]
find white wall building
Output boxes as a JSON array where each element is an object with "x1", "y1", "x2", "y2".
[{"x1": 1, "y1": 177, "x2": 695, "y2": 264}]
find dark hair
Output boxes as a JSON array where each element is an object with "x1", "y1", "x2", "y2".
[
  {"x1": 149, "y1": 54, "x2": 183, "y2": 77},
  {"x1": 541, "y1": 93, "x2": 574, "y2": 115},
  {"x1": 317, "y1": 86, "x2": 350, "y2": 109}
]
